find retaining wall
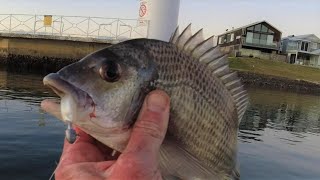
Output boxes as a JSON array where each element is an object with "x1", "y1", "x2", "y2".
[{"x1": 0, "y1": 34, "x2": 111, "y2": 73}]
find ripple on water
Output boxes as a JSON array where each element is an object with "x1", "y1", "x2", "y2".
[{"x1": 239, "y1": 88, "x2": 320, "y2": 180}]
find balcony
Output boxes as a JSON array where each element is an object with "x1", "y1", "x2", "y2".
[{"x1": 242, "y1": 38, "x2": 279, "y2": 50}]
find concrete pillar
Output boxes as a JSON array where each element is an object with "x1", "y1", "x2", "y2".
[
  {"x1": 138, "y1": 0, "x2": 180, "y2": 41},
  {"x1": 0, "y1": 39, "x2": 9, "y2": 60}
]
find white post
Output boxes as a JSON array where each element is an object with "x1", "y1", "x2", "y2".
[{"x1": 138, "y1": 0, "x2": 180, "y2": 41}]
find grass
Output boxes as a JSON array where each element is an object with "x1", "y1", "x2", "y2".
[{"x1": 228, "y1": 57, "x2": 320, "y2": 84}]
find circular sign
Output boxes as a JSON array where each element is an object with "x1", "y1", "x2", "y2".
[{"x1": 139, "y1": 4, "x2": 147, "y2": 17}]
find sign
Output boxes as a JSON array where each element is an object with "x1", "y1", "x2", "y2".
[
  {"x1": 139, "y1": 4, "x2": 147, "y2": 17},
  {"x1": 44, "y1": 15, "x2": 52, "y2": 26},
  {"x1": 138, "y1": 0, "x2": 148, "y2": 26}
]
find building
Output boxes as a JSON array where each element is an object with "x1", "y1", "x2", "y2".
[
  {"x1": 281, "y1": 34, "x2": 320, "y2": 68},
  {"x1": 216, "y1": 21, "x2": 284, "y2": 60}
]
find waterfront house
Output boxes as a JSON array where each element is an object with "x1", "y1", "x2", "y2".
[
  {"x1": 281, "y1": 34, "x2": 320, "y2": 68},
  {"x1": 216, "y1": 21, "x2": 285, "y2": 60}
]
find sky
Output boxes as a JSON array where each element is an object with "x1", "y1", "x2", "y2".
[{"x1": 0, "y1": 0, "x2": 319, "y2": 39}]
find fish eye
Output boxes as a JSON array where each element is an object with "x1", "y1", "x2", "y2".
[{"x1": 99, "y1": 60, "x2": 121, "y2": 82}]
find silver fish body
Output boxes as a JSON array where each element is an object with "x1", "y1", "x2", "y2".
[{"x1": 43, "y1": 25, "x2": 248, "y2": 179}]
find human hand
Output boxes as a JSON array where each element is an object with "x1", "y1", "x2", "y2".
[{"x1": 42, "y1": 90, "x2": 170, "y2": 180}]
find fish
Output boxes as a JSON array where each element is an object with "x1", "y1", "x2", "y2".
[{"x1": 43, "y1": 24, "x2": 248, "y2": 180}]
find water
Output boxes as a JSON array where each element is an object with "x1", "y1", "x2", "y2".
[
  {"x1": 239, "y1": 88, "x2": 320, "y2": 180},
  {"x1": 0, "y1": 70, "x2": 65, "y2": 179},
  {"x1": 0, "y1": 70, "x2": 319, "y2": 180}
]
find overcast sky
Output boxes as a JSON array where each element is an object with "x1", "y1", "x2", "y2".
[{"x1": 0, "y1": 0, "x2": 319, "y2": 38}]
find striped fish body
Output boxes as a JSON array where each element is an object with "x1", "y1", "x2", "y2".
[{"x1": 123, "y1": 39, "x2": 244, "y2": 180}]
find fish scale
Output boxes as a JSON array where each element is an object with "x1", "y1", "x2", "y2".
[
  {"x1": 145, "y1": 41, "x2": 239, "y2": 175},
  {"x1": 43, "y1": 24, "x2": 248, "y2": 180}
]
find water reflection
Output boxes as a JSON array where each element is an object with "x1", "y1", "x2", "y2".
[
  {"x1": 0, "y1": 68, "x2": 64, "y2": 180},
  {"x1": 240, "y1": 88, "x2": 320, "y2": 134},
  {"x1": 0, "y1": 69, "x2": 58, "y2": 126},
  {"x1": 239, "y1": 88, "x2": 320, "y2": 180}
]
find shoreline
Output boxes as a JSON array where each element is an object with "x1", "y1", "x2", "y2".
[
  {"x1": 0, "y1": 54, "x2": 77, "y2": 74},
  {"x1": 237, "y1": 71, "x2": 320, "y2": 95}
]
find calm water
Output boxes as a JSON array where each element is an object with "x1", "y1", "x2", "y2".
[{"x1": 0, "y1": 70, "x2": 319, "y2": 180}]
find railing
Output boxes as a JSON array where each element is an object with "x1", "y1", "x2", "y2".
[
  {"x1": 0, "y1": 14, "x2": 149, "y2": 41},
  {"x1": 242, "y1": 38, "x2": 279, "y2": 49}
]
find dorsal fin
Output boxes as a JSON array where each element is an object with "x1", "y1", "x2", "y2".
[
  {"x1": 207, "y1": 55, "x2": 229, "y2": 73},
  {"x1": 183, "y1": 29, "x2": 204, "y2": 53},
  {"x1": 170, "y1": 26, "x2": 180, "y2": 44},
  {"x1": 199, "y1": 46, "x2": 225, "y2": 64},
  {"x1": 169, "y1": 24, "x2": 248, "y2": 122},
  {"x1": 176, "y1": 24, "x2": 192, "y2": 49},
  {"x1": 192, "y1": 36, "x2": 214, "y2": 59}
]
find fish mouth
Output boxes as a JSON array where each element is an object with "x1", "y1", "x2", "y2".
[
  {"x1": 44, "y1": 73, "x2": 82, "y2": 99},
  {"x1": 43, "y1": 73, "x2": 94, "y2": 121}
]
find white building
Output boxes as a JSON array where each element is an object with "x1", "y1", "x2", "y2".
[{"x1": 281, "y1": 34, "x2": 320, "y2": 68}]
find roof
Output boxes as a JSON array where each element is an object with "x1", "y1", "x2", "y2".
[
  {"x1": 217, "y1": 20, "x2": 282, "y2": 36},
  {"x1": 283, "y1": 34, "x2": 320, "y2": 43}
]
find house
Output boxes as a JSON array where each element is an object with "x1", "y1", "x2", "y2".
[
  {"x1": 216, "y1": 21, "x2": 285, "y2": 60},
  {"x1": 281, "y1": 34, "x2": 320, "y2": 68}
]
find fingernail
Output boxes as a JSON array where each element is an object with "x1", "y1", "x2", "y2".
[{"x1": 147, "y1": 91, "x2": 168, "y2": 113}]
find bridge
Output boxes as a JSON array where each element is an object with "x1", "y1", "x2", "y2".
[
  {"x1": 0, "y1": 14, "x2": 149, "y2": 43},
  {"x1": 0, "y1": 14, "x2": 151, "y2": 72},
  {"x1": 0, "y1": 0, "x2": 180, "y2": 73}
]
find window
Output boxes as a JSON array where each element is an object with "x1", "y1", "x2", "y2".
[
  {"x1": 311, "y1": 42, "x2": 317, "y2": 50},
  {"x1": 305, "y1": 43, "x2": 309, "y2": 51},
  {"x1": 218, "y1": 37, "x2": 223, "y2": 44},
  {"x1": 261, "y1": 25, "x2": 268, "y2": 33},
  {"x1": 254, "y1": 24, "x2": 261, "y2": 32},
  {"x1": 287, "y1": 41, "x2": 298, "y2": 50},
  {"x1": 230, "y1": 33, "x2": 234, "y2": 41},
  {"x1": 246, "y1": 32, "x2": 253, "y2": 43},
  {"x1": 221, "y1": 33, "x2": 235, "y2": 43},
  {"x1": 226, "y1": 34, "x2": 231, "y2": 42},
  {"x1": 301, "y1": 42, "x2": 305, "y2": 51},
  {"x1": 267, "y1": 35, "x2": 274, "y2": 45},
  {"x1": 223, "y1": 34, "x2": 228, "y2": 43},
  {"x1": 245, "y1": 23, "x2": 276, "y2": 46},
  {"x1": 247, "y1": 26, "x2": 254, "y2": 31},
  {"x1": 260, "y1": 34, "x2": 267, "y2": 45},
  {"x1": 253, "y1": 33, "x2": 260, "y2": 39},
  {"x1": 300, "y1": 42, "x2": 309, "y2": 51},
  {"x1": 253, "y1": 33, "x2": 260, "y2": 44}
]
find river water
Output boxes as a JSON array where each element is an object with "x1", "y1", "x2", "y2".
[{"x1": 0, "y1": 70, "x2": 319, "y2": 180}]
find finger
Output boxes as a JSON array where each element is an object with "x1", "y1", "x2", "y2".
[
  {"x1": 41, "y1": 99, "x2": 62, "y2": 120},
  {"x1": 124, "y1": 90, "x2": 170, "y2": 154}
]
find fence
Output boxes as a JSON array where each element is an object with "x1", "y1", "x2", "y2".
[{"x1": 0, "y1": 14, "x2": 149, "y2": 41}]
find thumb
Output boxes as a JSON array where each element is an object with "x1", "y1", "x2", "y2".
[{"x1": 124, "y1": 90, "x2": 170, "y2": 154}]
